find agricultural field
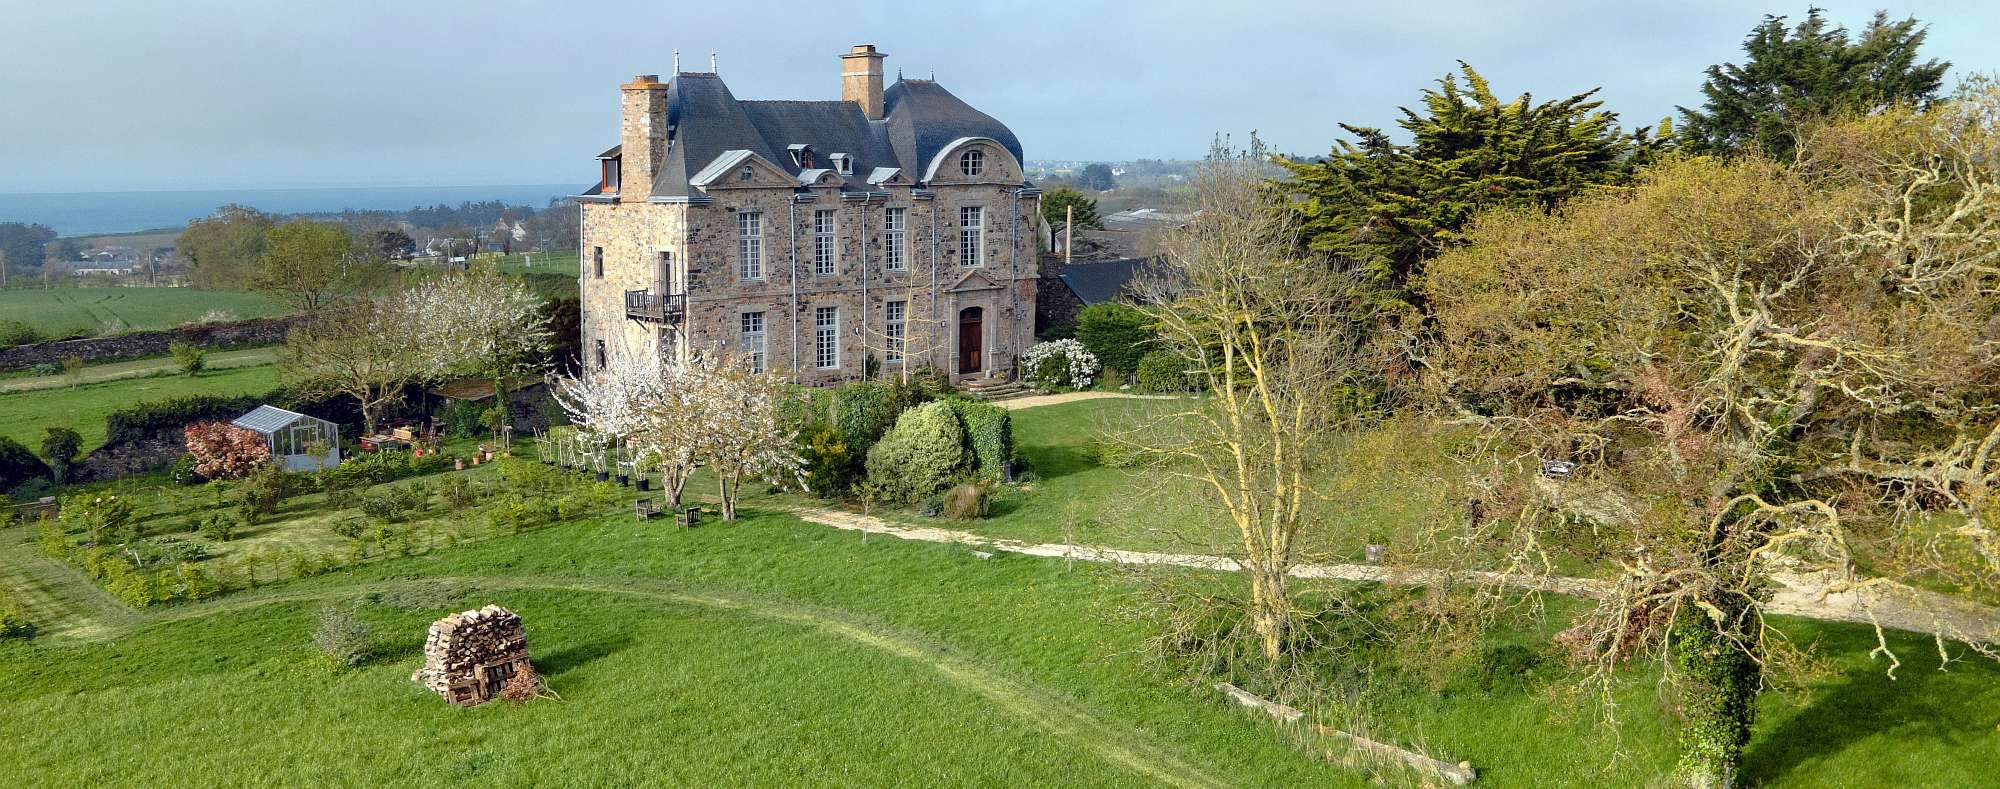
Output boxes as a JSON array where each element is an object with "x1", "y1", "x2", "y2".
[
  {"x1": 0, "y1": 362, "x2": 280, "y2": 452},
  {"x1": 0, "y1": 287, "x2": 284, "y2": 338},
  {"x1": 1, "y1": 399, "x2": 1993, "y2": 786}
]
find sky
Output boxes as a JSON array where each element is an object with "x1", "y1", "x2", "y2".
[{"x1": 3, "y1": 0, "x2": 1997, "y2": 194}]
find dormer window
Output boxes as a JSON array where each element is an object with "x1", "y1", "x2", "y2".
[
  {"x1": 788, "y1": 144, "x2": 814, "y2": 169},
  {"x1": 739, "y1": 165, "x2": 754, "y2": 183},
  {"x1": 959, "y1": 149, "x2": 984, "y2": 177},
  {"x1": 603, "y1": 157, "x2": 621, "y2": 192},
  {"x1": 831, "y1": 153, "x2": 853, "y2": 176}
]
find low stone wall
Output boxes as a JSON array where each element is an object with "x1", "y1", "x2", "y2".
[
  {"x1": 0, "y1": 314, "x2": 303, "y2": 370},
  {"x1": 76, "y1": 434, "x2": 185, "y2": 484}
]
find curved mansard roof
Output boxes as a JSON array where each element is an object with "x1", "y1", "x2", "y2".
[{"x1": 604, "y1": 72, "x2": 1025, "y2": 201}]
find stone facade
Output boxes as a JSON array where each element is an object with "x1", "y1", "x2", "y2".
[{"x1": 576, "y1": 49, "x2": 1039, "y2": 386}]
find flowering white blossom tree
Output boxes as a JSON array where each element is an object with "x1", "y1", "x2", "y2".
[
  {"x1": 550, "y1": 343, "x2": 803, "y2": 517},
  {"x1": 407, "y1": 268, "x2": 554, "y2": 436},
  {"x1": 1020, "y1": 339, "x2": 1101, "y2": 391}
]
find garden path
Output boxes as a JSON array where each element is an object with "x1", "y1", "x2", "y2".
[
  {"x1": 996, "y1": 391, "x2": 1176, "y2": 410},
  {"x1": 784, "y1": 505, "x2": 2000, "y2": 642}
]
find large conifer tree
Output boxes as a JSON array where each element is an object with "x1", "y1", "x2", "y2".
[
  {"x1": 1679, "y1": 9, "x2": 1947, "y2": 160},
  {"x1": 1279, "y1": 62, "x2": 1651, "y2": 304}
]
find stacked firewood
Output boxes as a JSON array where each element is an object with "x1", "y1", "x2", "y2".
[{"x1": 410, "y1": 605, "x2": 533, "y2": 706}]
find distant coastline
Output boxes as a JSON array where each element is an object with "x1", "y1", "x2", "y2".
[{"x1": 0, "y1": 184, "x2": 580, "y2": 237}]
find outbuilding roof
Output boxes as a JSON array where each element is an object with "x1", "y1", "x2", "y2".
[
  {"x1": 1058, "y1": 257, "x2": 1184, "y2": 306},
  {"x1": 231, "y1": 405, "x2": 329, "y2": 434}
]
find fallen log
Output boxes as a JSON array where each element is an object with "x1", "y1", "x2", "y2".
[{"x1": 1216, "y1": 682, "x2": 1477, "y2": 786}]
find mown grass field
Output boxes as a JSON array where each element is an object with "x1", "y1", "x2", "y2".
[
  {"x1": 1, "y1": 399, "x2": 1995, "y2": 786},
  {"x1": 0, "y1": 287, "x2": 284, "y2": 338},
  {"x1": 0, "y1": 362, "x2": 280, "y2": 452}
]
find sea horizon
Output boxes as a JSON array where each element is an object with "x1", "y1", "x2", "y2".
[{"x1": 0, "y1": 183, "x2": 582, "y2": 237}]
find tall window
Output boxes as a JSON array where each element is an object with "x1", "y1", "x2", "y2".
[
  {"x1": 656, "y1": 250, "x2": 673, "y2": 293},
  {"x1": 592, "y1": 246, "x2": 604, "y2": 278},
  {"x1": 815, "y1": 306, "x2": 839, "y2": 369},
  {"x1": 813, "y1": 210, "x2": 836, "y2": 277},
  {"x1": 959, "y1": 149, "x2": 984, "y2": 177},
  {"x1": 737, "y1": 212, "x2": 762, "y2": 280},
  {"x1": 885, "y1": 300, "x2": 906, "y2": 363},
  {"x1": 594, "y1": 339, "x2": 606, "y2": 370},
  {"x1": 884, "y1": 207, "x2": 906, "y2": 271},
  {"x1": 739, "y1": 311, "x2": 766, "y2": 374},
  {"x1": 959, "y1": 206, "x2": 984, "y2": 267}
]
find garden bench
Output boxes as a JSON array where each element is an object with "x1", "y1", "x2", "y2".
[
  {"x1": 675, "y1": 506, "x2": 704, "y2": 529},
  {"x1": 634, "y1": 499, "x2": 660, "y2": 521}
]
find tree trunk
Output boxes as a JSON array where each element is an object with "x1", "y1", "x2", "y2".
[
  {"x1": 718, "y1": 473, "x2": 738, "y2": 521},
  {"x1": 1671, "y1": 600, "x2": 1758, "y2": 789},
  {"x1": 1248, "y1": 561, "x2": 1291, "y2": 662}
]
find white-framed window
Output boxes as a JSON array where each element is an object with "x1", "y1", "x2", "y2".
[
  {"x1": 885, "y1": 300, "x2": 906, "y2": 363},
  {"x1": 656, "y1": 250, "x2": 673, "y2": 292},
  {"x1": 594, "y1": 339, "x2": 606, "y2": 370},
  {"x1": 831, "y1": 153, "x2": 853, "y2": 175},
  {"x1": 959, "y1": 206, "x2": 984, "y2": 267},
  {"x1": 884, "y1": 207, "x2": 906, "y2": 271},
  {"x1": 740, "y1": 311, "x2": 766, "y2": 374},
  {"x1": 737, "y1": 212, "x2": 762, "y2": 280},
  {"x1": 959, "y1": 149, "x2": 984, "y2": 177},
  {"x1": 815, "y1": 306, "x2": 839, "y2": 369},
  {"x1": 813, "y1": 210, "x2": 836, "y2": 277}
]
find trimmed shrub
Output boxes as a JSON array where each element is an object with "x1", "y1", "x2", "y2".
[
  {"x1": 798, "y1": 425, "x2": 858, "y2": 498},
  {"x1": 942, "y1": 483, "x2": 990, "y2": 520},
  {"x1": 320, "y1": 449, "x2": 445, "y2": 490},
  {"x1": 943, "y1": 398, "x2": 1013, "y2": 479},
  {"x1": 1134, "y1": 349, "x2": 1202, "y2": 393},
  {"x1": 864, "y1": 401, "x2": 968, "y2": 504},
  {"x1": 1020, "y1": 339, "x2": 1100, "y2": 391},
  {"x1": 239, "y1": 462, "x2": 292, "y2": 518},
  {"x1": 107, "y1": 393, "x2": 266, "y2": 445},
  {"x1": 168, "y1": 453, "x2": 204, "y2": 486},
  {"x1": 832, "y1": 381, "x2": 900, "y2": 449},
  {"x1": 0, "y1": 437, "x2": 52, "y2": 492},
  {"x1": 1075, "y1": 302, "x2": 1153, "y2": 374}
]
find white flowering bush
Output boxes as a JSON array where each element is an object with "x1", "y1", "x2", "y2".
[{"x1": 1020, "y1": 339, "x2": 1100, "y2": 391}]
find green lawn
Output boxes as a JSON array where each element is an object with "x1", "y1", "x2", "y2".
[
  {"x1": 2, "y1": 399, "x2": 1995, "y2": 786},
  {"x1": 0, "y1": 287, "x2": 285, "y2": 338},
  {"x1": 0, "y1": 362, "x2": 280, "y2": 452}
]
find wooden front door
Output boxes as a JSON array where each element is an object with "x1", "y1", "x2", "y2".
[{"x1": 958, "y1": 307, "x2": 984, "y2": 374}]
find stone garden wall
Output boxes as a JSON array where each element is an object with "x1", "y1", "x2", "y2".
[{"x1": 0, "y1": 315, "x2": 304, "y2": 370}]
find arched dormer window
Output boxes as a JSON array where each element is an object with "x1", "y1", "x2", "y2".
[
  {"x1": 959, "y1": 149, "x2": 984, "y2": 177},
  {"x1": 739, "y1": 165, "x2": 754, "y2": 183}
]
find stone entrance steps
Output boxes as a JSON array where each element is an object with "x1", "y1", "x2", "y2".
[{"x1": 956, "y1": 377, "x2": 1030, "y2": 402}]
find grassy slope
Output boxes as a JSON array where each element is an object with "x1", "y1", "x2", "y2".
[
  {"x1": 0, "y1": 288, "x2": 283, "y2": 337},
  {"x1": 0, "y1": 363, "x2": 280, "y2": 452},
  {"x1": 0, "y1": 400, "x2": 1994, "y2": 786},
  {"x1": 0, "y1": 347, "x2": 280, "y2": 392}
]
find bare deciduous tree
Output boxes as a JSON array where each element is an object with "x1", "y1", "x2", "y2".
[
  {"x1": 1117, "y1": 157, "x2": 1383, "y2": 663},
  {"x1": 281, "y1": 295, "x2": 424, "y2": 435}
]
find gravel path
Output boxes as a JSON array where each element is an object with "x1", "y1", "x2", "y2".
[
  {"x1": 787, "y1": 505, "x2": 1998, "y2": 641},
  {"x1": 996, "y1": 391, "x2": 1177, "y2": 410}
]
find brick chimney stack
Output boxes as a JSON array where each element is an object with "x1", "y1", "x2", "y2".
[
  {"x1": 841, "y1": 45, "x2": 886, "y2": 121},
  {"x1": 619, "y1": 74, "x2": 668, "y2": 203}
]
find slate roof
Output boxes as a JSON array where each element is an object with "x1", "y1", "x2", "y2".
[
  {"x1": 595, "y1": 72, "x2": 1025, "y2": 200},
  {"x1": 1058, "y1": 257, "x2": 1183, "y2": 306}
]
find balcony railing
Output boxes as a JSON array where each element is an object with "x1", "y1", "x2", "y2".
[{"x1": 624, "y1": 290, "x2": 686, "y2": 323}]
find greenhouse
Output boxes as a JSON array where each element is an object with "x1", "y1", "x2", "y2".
[{"x1": 231, "y1": 405, "x2": 341, "y2": 472}]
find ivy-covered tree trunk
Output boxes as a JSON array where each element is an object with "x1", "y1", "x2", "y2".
[
  {"x1": 1247, "y1": 560, "x2": 1292, "y2": 663},
  {"x1": 1671, "y1": 578, "x2": 1761, "y2": 787}
]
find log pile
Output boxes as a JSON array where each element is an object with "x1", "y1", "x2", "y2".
[{"x1": 411, "y1": 605, "x2": 533, "y2": 706}]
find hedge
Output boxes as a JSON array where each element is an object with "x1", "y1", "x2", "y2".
[
  {"x1": 0, "y1": 437, "x2": 52, "y2": 491},
  {"x1": 1075, "y1": 302, "x2": 1153, "y2": 375},
  {"x1": 103, "y1": 386, "x2": 367, "y2": 447},
  {"x1": 944, "y1": 397, "x2": 1013, "y2": 478},
  {"x1": 1134, "y1": 349, "x2": 1203, "y2": 393}
]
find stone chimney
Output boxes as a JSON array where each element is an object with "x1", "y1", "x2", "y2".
[
  {"x1": 619, "y1": 74, "x2": 669, "y2": 203},
  {"x1": 841, "y1": 45, "x2": 886, "y2": 120}
]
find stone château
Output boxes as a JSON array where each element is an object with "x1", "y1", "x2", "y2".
[{"x1": 576, "y1": 45, "x2": 1041, "y2": 384}]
